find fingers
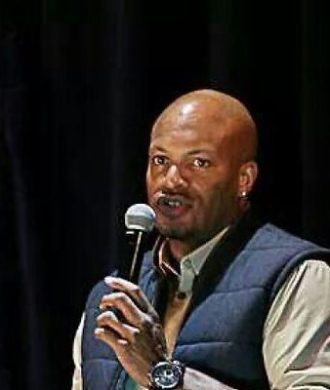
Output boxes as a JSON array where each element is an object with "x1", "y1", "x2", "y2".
[
  {"x1": 94, "y1": 325, "x2": 129, "y2": 348},
  {"x1": 96, "y1": 310, "x2": 140, "y2": 344},
  {"x1": 95, "y1": 279, "x2": 169, "y2": 371},
  {"x1": 99, "y1": 291, "x2": 145, "y2": 327},
  {"x1": 104, "y1": 276, "x2": 159, "y2": 320},
  {"x1": 95, "y1": 309, "x2": 167, "y2": 362}
]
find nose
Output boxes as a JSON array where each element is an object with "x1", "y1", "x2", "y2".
[{"x1": 163, "y1": 164, "x2": 188, "y2": 191}]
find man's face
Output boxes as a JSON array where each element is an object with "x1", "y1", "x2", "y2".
[{"x1": 146, "y1": 104, "x2": 243, "y2": 248}]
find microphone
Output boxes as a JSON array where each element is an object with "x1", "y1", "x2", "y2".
[{"x1": 120, "y1": 203, "x2": 156, "y2": 283}]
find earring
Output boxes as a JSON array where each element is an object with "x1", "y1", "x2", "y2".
[{"x1": 239, "y1": 191, "x2": 248, "y2": 199}]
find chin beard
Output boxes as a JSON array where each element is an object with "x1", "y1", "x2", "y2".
[
  {"x1": 156, "y1": 224, "x2": 190, "y2": 240},
  {"x1": 157, "y1": 220, "x2": 227, "y2": 248}
]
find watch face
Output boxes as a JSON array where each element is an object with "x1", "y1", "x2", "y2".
[{"x1": 151, "y1": 361, "x2": 183, "y2": 389}]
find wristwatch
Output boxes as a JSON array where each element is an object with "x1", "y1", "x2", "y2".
[{"x1": 149, "y1": 360, "x2": 185, "y2": 389}]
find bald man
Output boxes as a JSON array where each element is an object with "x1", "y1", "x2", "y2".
[{"x1": 72, "y1": 90, "x2": 330, "y2": 390}]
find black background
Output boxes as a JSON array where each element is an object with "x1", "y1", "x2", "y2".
[{"x1": 1, "y1": 1, "x2": 330, "y2": 389}]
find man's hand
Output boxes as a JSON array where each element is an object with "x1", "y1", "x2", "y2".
[{"x1": 95, "y1": 276, "x2": 168, "y2": 387}]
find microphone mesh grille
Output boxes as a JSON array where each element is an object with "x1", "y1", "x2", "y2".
[{"x1": 125, "y1": 204, "x2": 156, "y2": 232}]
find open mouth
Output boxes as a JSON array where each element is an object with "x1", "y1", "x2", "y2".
[
  {"x1": 155, "y1": 194, "x2": 191, "y2": 218},
  {"x1": 157, "y1": 196, "x2": 183, "y2": 208}
]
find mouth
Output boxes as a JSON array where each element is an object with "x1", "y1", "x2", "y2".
[{"x1": 154, "y1": 194, "x2": 191, "y2": 218}]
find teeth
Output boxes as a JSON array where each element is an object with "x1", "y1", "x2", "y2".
[
  {"x1": 167, "y1": 199, "x2": 181, "y2": 207},
  {"x1": 161, "y1": 198, "x2": 182, "y2": 207}
]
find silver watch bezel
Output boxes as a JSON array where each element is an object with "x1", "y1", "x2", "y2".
[{"x1": 149, "y1": 360, "x2": 185, "y2": 389}]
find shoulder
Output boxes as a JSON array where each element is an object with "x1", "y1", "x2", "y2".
[
  {"x1": 251, "y1": 223, "x2": 327, "y2": 251},
  {"x1": 284, "y1": 259, "x2": 330, "y2": 291}
]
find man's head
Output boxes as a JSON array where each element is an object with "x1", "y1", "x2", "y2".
[{"x1": 146, "y1": 89, "x2": 258, "y2": 256}]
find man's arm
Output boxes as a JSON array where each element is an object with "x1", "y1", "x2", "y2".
[
  {"x1": 71, "y1": 313, "x2": 85, "y2": 390},
  {"x1": 263, "y1": 260, "x2": 330, "y2": 389},
  {"x1": 95, "y1": 276, "x2": 237, "y2": 389},
  {"x1": 179, "y1": 368, "x2": 237, "y2": 390}
]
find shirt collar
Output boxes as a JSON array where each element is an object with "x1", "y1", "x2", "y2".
[{"x1": 154, "y1": 226, "x2": 230, "y2": 294}]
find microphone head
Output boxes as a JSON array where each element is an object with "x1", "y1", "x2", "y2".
[{"x1": 125, "y1": 203, "x2": 156, "y2": 232}]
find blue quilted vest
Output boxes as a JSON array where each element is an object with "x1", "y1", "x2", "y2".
[{"x1": 81, "y1": 216, "x2": 330, "y2": 390}]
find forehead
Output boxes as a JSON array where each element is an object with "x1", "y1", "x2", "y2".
[
  {"x1": 149, "y1": 128, "x2": 223, "y2": 155},
  {"x1": 150, "y1": 102, "x2": 230, "y2": 152}
]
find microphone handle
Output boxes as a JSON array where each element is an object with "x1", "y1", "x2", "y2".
[
  {"x1": 128, "y1": 230, "x2": 143, "y2": 282},
  {"x1": 102, "y1": 229, "x2": 147, "y2": 324},
  {"x1": 119, "y1": 229, "x2": 145, "y2": 283}
]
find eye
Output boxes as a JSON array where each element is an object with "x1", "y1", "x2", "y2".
[
  {"x1": 151, "y1": 155, "x2": 167, "y2": 166},
  {"x1": 192, "y1": 158, "x2": 210, "y2": 168}
]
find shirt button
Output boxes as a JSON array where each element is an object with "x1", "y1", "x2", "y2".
[{"x1": 176, "y1": 291, "x2": 187, "y2": 299}]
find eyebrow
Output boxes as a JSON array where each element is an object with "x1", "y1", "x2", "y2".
[
  {"x1": 148, "y1": 147, "x2": 216, "y2": 161},
  {"x1": 185, "y1": 149, "x2": 214, "y2": 155},
  {"x1": 149, "y1": 144, "x2": 214, "y2": 153}
]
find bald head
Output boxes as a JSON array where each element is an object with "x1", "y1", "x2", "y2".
[
  {"x1": 152, "y1": 89, "x2": 257, "y2": 163},
  {"x1": 147, "y1": 89, "x2": 259, "y2": 255}
]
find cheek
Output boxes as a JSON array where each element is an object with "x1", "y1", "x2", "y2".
[
  {"x1": 146, "y1": 184, "x2": 153, "y2": 202},
  {"x1": 146, "y1": 165, "x2": 167, "y2": 191},
  {"x1": 146, "y1": 169, "x2": 158, "y2": 199},
  {"x1": 145, "y1": 171, "x2": 152, "y2": 198},
  {"x1": 198, "y1": 180, "x2": 236, "y2": 209}
]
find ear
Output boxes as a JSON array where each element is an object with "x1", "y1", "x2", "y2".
[{"x1": 238, "y1": 161, "x2": 258, "y2": 196}]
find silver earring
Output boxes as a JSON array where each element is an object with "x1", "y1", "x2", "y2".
[{"x1": 239, "y1": 191, "x2": 248, "y2": 199}]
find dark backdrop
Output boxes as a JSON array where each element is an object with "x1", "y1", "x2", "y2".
[{"x1": 1, "y1": 1, "x2": 329, "y2": 389}]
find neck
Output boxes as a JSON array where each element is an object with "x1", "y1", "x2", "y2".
[
  {"x1": 167, "y1": 239, "x2": 196, "y2": 261},
  {"x1": 166, "y1": 205, "x2": 250, "y2": 261},
  {"x1": 167, "y1": 229, "x2": 225, "y2": 261}
]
